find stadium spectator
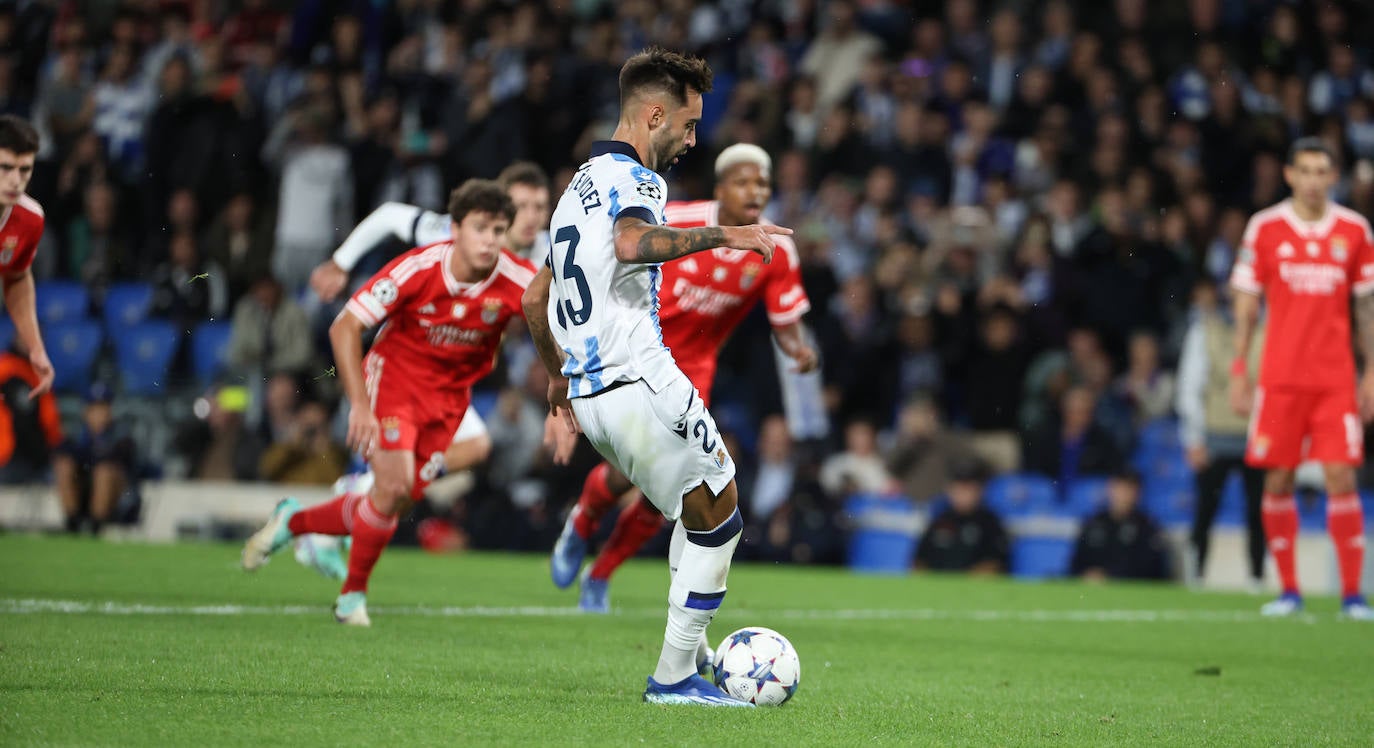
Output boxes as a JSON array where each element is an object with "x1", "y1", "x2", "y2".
[
  {"x1": 745, "y1": 415, "x2": 801, "y2": 523},
  {"x1": 1115, "y1": 331, "x2": 1176, "y2": 425},
  {"x1": 225, "y1": 276, "x2": 313, "y2": 378},
  {"x1": 202, "y1": 192, "x2": 275, "y2": 306},
  {"x1": 175, "y1": 383, "x2": 263, "y2": 481},
  {"x1": 820, "y1": 418, "x2": 897, "y2": 497},
  {"x1": 0, "y1": 342, "x2": 62, "y2": 484},
  {"x1": 1023, "y1": 385, "x2": 1125, "y2": 485},
  {"x1": 257, "y1": 398, "x2": 348, "y2": 485},
  {"x1": 263, "y1": 104, "x2": 352, "y2": 291},
  {"x1": 913, "y1": 458, "x2": 1009, "y2": 574},
  {"x1": 150, "y1": 230, "x2": 226, "y2": 332},
  {"x1": 1176, "y1": 280, "x2": 1265, "y2": 588},
  {"x1": 53, "y1": 382, "x2": 139, "y2": 535},
  {"x1": 885, "y1": 396, "x2": 974, "y2": 504},
  {"x1": 1069, "y1": 468, "x2": 1170, "y2": 581}
]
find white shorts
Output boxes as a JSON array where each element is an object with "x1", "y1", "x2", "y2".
[
  {"x1": 451, "y1": 405, "x2": 487, "y2": 443},
  {"x1": 571, "y1": 373, "x2": 735, "y2": 521}
]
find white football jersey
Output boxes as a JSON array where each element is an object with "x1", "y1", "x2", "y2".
[{"x1": 547, "y1": 141, "x2": 679, "y2": 398}]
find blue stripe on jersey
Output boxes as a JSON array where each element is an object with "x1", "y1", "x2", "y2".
[
  {"x1": 648, "y1": 265, "x2": 666, "y2": 349},
  {"x1": 561, "y1": 348, "x2": 582, "y2": 398},
  {"x1": 582, "y1": 336, "x2": 605, "y2": 392},
  {"x1": 607, "y1": 186, "x2": 621, "y2": 218}
]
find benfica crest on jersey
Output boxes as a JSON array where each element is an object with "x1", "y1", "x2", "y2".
[
  {"x1": 481, "y1": 299, "x2": 503, "y2": 325},
  {"x1": 740, "y1": 264, "x2": 761, "y2": 290},
  {"x1": 381, "y1": 417, "x2": 402, "y2": 445},
  {"x1": 0, "y1": 236, "x2": 16, "y2": 265},
  {"x1": 1332, "y1": 236, "x2": 1349, "y2": 262}
]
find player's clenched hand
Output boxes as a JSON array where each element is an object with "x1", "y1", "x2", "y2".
[
  {"x1": 723, "y1": 224, "x2": 792, "y2": 264},
  {"x1": 309, "y1": 260, "x2": 349, "y2": 302},
  {"x1": 27, "y1": 347, "x2": 53, "y2": 399},
  {"x1": 1228, "y1": 373, "x2": 1254, "y2": 416},
  {"x1": 347, "y1": 405, "x2": 379, "y2": 456},
  {"x1": 787, "y1": 343, "x2": 819, "y2": 374},
  {"x1": 1359, "y1": 373, "x2": 1374, "y2": 423}
]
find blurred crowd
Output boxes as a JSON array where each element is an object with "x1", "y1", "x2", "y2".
[{"x1": 3, "y1": 0, "x2": 1374, "y2": 564}]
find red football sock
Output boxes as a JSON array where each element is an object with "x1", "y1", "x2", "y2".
[
  {"x1": 343, "y1": 496, "x2": 398, "y2": 594},
  {"x1": 1262, "y1": 493, "x2": 1300, "y2": 595},
  {"x1": 1327, "y1": 493, "x2": 1366, "y2": 598},
  {"x1": 573, "y1": 463, "x2": 618, "y2": 539},
  {"x1": 287, "y1": 493, "x2": 362, "y2": 536},
  {"x1": 589, "y1": 496, "x2": 664, "y2": 581}
]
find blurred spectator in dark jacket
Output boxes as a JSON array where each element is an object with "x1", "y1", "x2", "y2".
[
  {"x1": 914, "y1": 458, "x2": 1010, "y2": 574},
  {"x1": 1070, "y1": 468, "x2": 1170, "y2": 581},
  {"x1": 151, "y1": 230, "x2": 227, "y2": 330},
  {"x1": 53, "y1": 382, "x2": 139, "y2": 534},
  {"x1": 0, "y1": 343, "x2": 63, "y2": 484},
  {"x1": 175, "y1": 383, "x2": 263, "y2": 481},
  {"x1": 202, "y1": 192, "x2": 275, "y2": 305},
  {"x1": 1024, "y1": 385, "x2": 1124, "y2": 484}
]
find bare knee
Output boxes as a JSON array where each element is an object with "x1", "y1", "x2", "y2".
[
  {"x1": 1264, "y1": 470, "x2": 1296, "y2": 495},
  {"x1": 678, "y1": 481, "x2": 738, "y2": 532},
  {"x1": 370, "y1": 474, "x2": 413, "y2": 516},
  {"x1": 1323, "y1": 464, "x2": 1357, "y2": 495}
]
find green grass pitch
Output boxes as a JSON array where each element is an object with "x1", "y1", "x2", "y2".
[{"x1": 1, "y1": 536, "x2": 1370, "y2": 746}]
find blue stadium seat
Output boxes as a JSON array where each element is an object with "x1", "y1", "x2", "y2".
[
  {"x1": 984, "y1": 473, "x2": 1057, "y2": 518},
  {"x1": 1297, "y1": 492, "x2": 1329, "y2": 531},
  {"x1": 113, "y1": 320, "x2": 180, "y2": 395},
  {"x1": 1137, "y1": 417, "x2": 1182, "y2": 455},
  {"x1": 103, "y1": 282, "x2": 155, "y2": 336},
  {"x1": 35, "y1": 280, "x2": 89, "y2": 324},
  {"x1": 190, "y1": 320, "x2": 232, "y2": 384},
  {"x1": 1064, "y1": 477, "x2": 1109, "y2": 518},
  {"x1": 1010, "y1": 537, "x2": 1075, "y2": 579},
  {"x1": 844, "y1": 495, "x2": 918, "y2": 574},
  {"x1": 0, "y1": 316, "x2": 14, "y2": 352},
  {"x1": 1142, "y1": 476, "x2": 1195, "y2": 527},
  {"x1": 45, "y1": 320, "x2": 103, "y2": 393}
]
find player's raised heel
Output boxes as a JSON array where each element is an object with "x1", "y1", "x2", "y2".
[
  {"x1": 550, "y1": 512, "x2": 587, "y2": 589},
  {"x1": 642, "y1": 674, "x2": 754, "y2": 707},
  {"x1": 1260, "y1": 591, "x2": 1303, "y2": 617},
  {"x1": 1341, "y1": 594, "x2": 1374, "y2": 621},
  {"x1": 334, "y1": 592, "x2": 370, "y2": 626},
  {"x1": 241, "y1": 498, "x2": 302, "y2": 571},
  {"x1": 578, "y1": 569, "x2": 610, "y2": 613}
]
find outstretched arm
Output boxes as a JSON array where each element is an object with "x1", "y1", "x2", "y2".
[
  {"x1": 612, "y1": 216, "x2": 790, "y2": 265},
  {"x1": 311, "y1": 203, "x2": 428, "y2": 301}
]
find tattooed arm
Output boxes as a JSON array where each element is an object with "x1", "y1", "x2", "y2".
[
  {"x1": 521, "y1": 266, "x2": 564, "y2": 381},
  {"x1": 612, "y1": 216, "x2": 791, "y2": 265}
]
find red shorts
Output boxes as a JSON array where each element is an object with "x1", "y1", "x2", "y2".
[
  {"x1": 677, "y1": 360, "x2": 716, "y2": 408},
  {"x1": 1246, "y1": 385, "x2": 1363, "y2": 468},
  {"x1": 365, "y1": 353, "x2": 470, "y2": 498}
]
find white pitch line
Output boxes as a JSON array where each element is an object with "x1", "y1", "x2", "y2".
[{"x1": 0, "y1": 598, "x2": 1320, "y2": 623}]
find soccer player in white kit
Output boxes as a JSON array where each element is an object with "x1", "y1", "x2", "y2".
[{"x1": 523, "y1": 48, "x2": 790, "y2": 706}]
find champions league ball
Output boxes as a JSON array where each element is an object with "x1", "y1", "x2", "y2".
[{"x1": 711, "y1": 627, "x2": 801, "y2": 705}]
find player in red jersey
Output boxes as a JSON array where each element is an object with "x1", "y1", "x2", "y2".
[
  {"x1": 242, "y1": 180, "x2": 538, "y2": 625},
  {"x1": 548, "y1": 144, "x2": 817, "y2": 612},
  {"x1": 0, "y1": 116, "x2": 52, "y2": 398},
  {"x1": 1229, "y1": 137, "x2": 1374, "y2": 620}
]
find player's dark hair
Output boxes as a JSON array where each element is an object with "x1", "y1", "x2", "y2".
[
  {"x1": 1288, "y1": 136, "x2": 1334, "y2": 166},
  {"x1": 618, "y1": 47, "x2": 713, "y2": 109},
  {"x1": 448, "y1": 179, "x2": 516, "y2": 225},
  {"x1": 0, "y1": 115, "x2": 39, "y2": 156},
  {"x1": 497, "y1": 161, "x2": 549, "y2": 193}
]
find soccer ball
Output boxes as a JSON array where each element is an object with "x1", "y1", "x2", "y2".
[{"x1": 711, "y1": 627, "x2": 801, "y2": 705}]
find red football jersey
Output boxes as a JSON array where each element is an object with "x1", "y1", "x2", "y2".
[
  {"x1": 658, "y1": 200, "x2": 811, "y2": 388},
  {"x1": 345, "y1": 242, "x2": 535, "y2": 396},
  {"x1": 0, "y1": 194, "x2": 44, "y2": 276},
  {"x1": 1230, "y1": 199, "x2": 1374, "y2": 390}
]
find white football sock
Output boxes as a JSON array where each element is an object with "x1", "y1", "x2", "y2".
[{"x1": 653, "y1": 509, "x2": 741, "y2": 684}]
